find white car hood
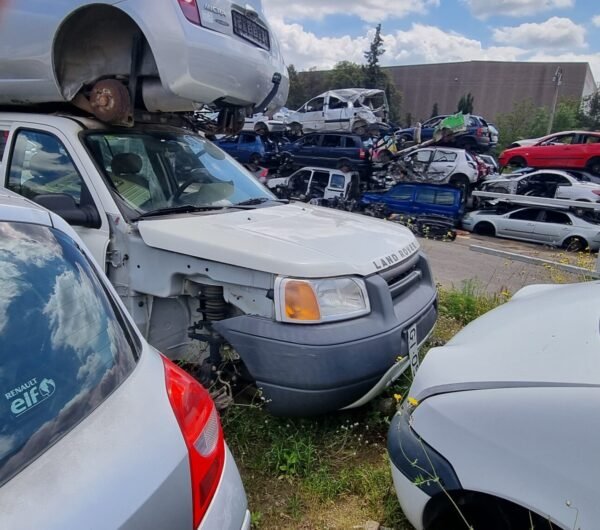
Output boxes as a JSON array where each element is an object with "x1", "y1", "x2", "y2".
[
  {"x1": 136, "y1": 203, "x2": 419, "y2": 277},
  {"x1": 411, "y1": 282, "x2": 600, "y2": 399}
]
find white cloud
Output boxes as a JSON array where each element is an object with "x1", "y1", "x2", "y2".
[
  {"x1": 263, "y1": 0, "x2": 439, "y2": 23},
  {"x1": 464, "y1": 0, "x2": 574, "y2": 19},
  {"x1": 493, "y1": 17, "x2": 586, "y2": 50},
  {"x1": 275, "y1": 21, "x2": 525, "y2": 70},
  {"x1": 593, "y1": 15, "x2": 600, "y2": 27}
]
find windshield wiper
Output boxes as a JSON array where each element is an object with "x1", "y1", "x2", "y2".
[
  {"x1": 233, "y1": 197, "x2": 288, "y2": 207},
  {"x1": 136, "y1": 204, "x2": 228, "y2": 220}
]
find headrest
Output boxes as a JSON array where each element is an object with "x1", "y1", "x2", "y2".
[{"x1": 112, "y1": 153, "x2": 143, "y2": 175}]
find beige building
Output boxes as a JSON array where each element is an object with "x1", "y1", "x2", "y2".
[{"x1": 383, "y1": 60, "x2": 597, "y2": 122}]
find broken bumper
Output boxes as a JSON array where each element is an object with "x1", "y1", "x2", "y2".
[{"x1": 214, "y1": 259, "x2": 437, "y2": 416}]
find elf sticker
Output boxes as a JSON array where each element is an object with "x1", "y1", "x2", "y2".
[{"x1": 5, "y1": 378, "x2": 56, "y2": 417}]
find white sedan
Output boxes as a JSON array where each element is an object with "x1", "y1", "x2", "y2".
[{"x1": 388, "y1": 281, "x2": 600, "y2": 530}]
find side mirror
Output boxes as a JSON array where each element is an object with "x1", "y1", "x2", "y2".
[{"x1": 34, "y1": 193, "x2": 101, "y2": 229}]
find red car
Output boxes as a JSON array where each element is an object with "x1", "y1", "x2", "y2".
[{"x1": 499, "y1": 131, "x2": 600, "y2": 175}]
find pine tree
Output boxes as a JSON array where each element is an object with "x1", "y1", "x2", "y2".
[
  {"x1": 431, "y1": 102, "x2": 439, "y2": 118},
  {"x1": 363, "y1": 24, "x2": 386, "y2": 89}
]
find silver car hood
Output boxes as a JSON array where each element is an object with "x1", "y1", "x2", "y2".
[{"x1": 411, "y1": 282, "x2": 600, "y2": 400}]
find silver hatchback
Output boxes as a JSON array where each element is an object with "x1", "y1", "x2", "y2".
[
  {"x1": 0, "y1": 1, "x2": 288, "y2": 123},
  {"x1": 0, "y1": 193, "x2": 249, "y2": 530}
]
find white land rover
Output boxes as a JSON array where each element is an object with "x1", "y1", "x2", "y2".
[{"x1": 0, "y1": 112, "x2": 437, "y2": 416}]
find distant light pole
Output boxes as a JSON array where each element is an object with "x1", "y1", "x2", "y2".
[{"x1": 547, "y1": 66, "x2": 563, "y2": 135}]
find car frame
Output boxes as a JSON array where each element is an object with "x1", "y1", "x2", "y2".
[
  {"x1": 0, "y1": 0, "x2": 288, "y2": 125},
  {"x1": 0, "y1": 191, "x2": 250, "y2": 530}
]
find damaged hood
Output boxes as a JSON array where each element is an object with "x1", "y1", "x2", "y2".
[
  {"x1": 411, "y1": 282, "x2": 600, "y2": 400},
  {"x1": 136, "y1": 203, "x2": 419, "y2": 277}
]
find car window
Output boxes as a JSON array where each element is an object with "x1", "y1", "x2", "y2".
[
  {"x1": 344, "y1": 136, "x2": 361, "y2": 148},
  {"x1": 423, "y1": 117, "x2": 441, "y2": 128},
  {"x1": 7, "y1": 130, "x2": 88, "y2": 207},
  {"x1": 467, "y1": 117, "x2": 479, "y2": 127},
  {"x1": 330, "y1": 174, "x2": 346, "y2": 190},
  {"x1": 584, "y1": 135, "x2": 600, "y2": 144},
  {"x1": 415, "y1": 188, "x2": 435, "y2": 204},
  {"x1": 541, "y1": 134, "x2": 575, "y2": 145},
  {"x1": 299, "y1": 135, "x2": 318, "y2": 147},
  {"x1": 306, "y1": 97, "x2": 325, "y2": 112},
  {"x1": 508, "y1": 209, "x2": 541, "y2": 221},
  {"x1": 435, "y1": 190, "x2": 457, "y2": 205},
  {"x1": 289, "y1": 170, "x2": 312, "y2": 192},
  {"x1": 0, "y1": 130, "x2": 8, "y2": 162},
  {"x1": 85, "y1": 131, "x2": 274, "y2": 216},
  {"x1": 239, "y1": 134, "x2": 256, "y2": 144},
  {"x1": 328, "y1": 97, "x2": 347, "y2": 110},
  {"x1": 433, "y1": 150, "x2": 458, "y2": 163},
  {"x1": 389, "y1": 186, "x2": 414, "y2": 200},
  {"x1": 0, "y1": 221, "x2": 137, "y2": 487},
  {"x1": 413, "y1": 150, "x2": 432, "y2": 163},
  {"x1": 542, "y1": 210, "x2": 572, "y2": 225},
  {"x1": 321, "y1": 135, "x2": 343, "y2": 148}
]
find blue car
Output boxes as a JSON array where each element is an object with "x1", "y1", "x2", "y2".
[
  {"x1": 214, "y1": 132, "x2": 279, "y2": 166},
  {"x1": 360, "y1": 183, "x2": 463, "y2": 223},
  {"x1": 398, "y1": 115, "x2": 491, "y2": 152},
  {"x1": 282, "y1": 132, "x2": 371, "y2": 177}
]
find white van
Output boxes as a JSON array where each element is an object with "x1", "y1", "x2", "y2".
[{"x1": 0, "y1": 112, "x2": 437, "y2": 416}]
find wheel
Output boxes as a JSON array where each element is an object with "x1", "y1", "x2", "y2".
[
  {"x1": 254, "y1": 123, "x2": 269, "y2": 135},
  {"x1": 473, "y1": 222, "x2": 495, "y2": 236},
  {"x1": 378, "y1": 150, "x2": 392, "y2": 164},
  {"x1": 249, "y1": 153, "x2": 261, "y2": 165},
  {"x1": 586, "y1": 157, "x2": 600, "y2": 176},
  {"x1": 564, "y1": 236, "x2": 587, "y2": 252},
  {"x1": 352, "y1": 120, "x2": 367, "y2": 136},
  {"x1": 449, "y1": 174, "x2": 471, "y2": 200},
  {"x1": 507, "y1": 156, "x2": 526, "y2": 170},
  {"x1": 289, "y1": 122, "x2": 303, "y2": 135}
]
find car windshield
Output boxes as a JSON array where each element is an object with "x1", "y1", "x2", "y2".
[
  {"x1": 85, "y1": 130, "x2": 275, "y2": 217},
  {"x1": 0, "y1": 221, "x2": 137, "y2": 486}
]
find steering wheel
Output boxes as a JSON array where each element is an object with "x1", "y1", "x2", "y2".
[{"x1": 172, "y1": 169, "x2": 209, "y2": 202}]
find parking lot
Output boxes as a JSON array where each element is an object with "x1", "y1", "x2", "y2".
[{"x1": 421, "y1": 232, "x2": 592, "y2": 293}]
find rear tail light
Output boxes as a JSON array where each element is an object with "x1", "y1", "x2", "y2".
[
  {"x1": 592, "y1": 190, "x2": 600, "y2": 196},
  {"x1": 259, "y1": 168, "x2": 269, "y2": 179},
  {"x1": 476, "y1": 127, "x2": 483, "y2": 137},
  {"x1": 178, "y1": 0, "x2": 201, "y2": 25},
  {"x1": 163, "y1": 356, "x2": 224, "y2": 528},
  {"x1": 359, "y1": 148, "x2": 366, "y2": 160}
]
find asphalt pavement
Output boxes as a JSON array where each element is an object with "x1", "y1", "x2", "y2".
[{"x1": 420, "y1": 232, "x2": 594, "y2": 294}]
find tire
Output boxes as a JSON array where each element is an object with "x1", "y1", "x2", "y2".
[
  {"x1": 564, "y1": 236, "x2": 587, "y2": 252},
  {"x1": 473, "y1": 221, "x2": 495, "y2": 237},
  {"x1": 289, "y1": 122, "x2": 303, "y2": 135},
  {"x1": 449, "y1": 174, "x2": 471, "y2": 201},
  {"x1": 336, "y1": 158, "x2": 353, "y2": 172},
  {"x1": 586, "y1": 157, "x2": 600, "y2": 176},
  {"x1": 352, "y1": 120, "x2": 367, "y2": 136},
  {"x1": 378, "y1": 150, "x2": 392, "y2": 164},
  {"x1": 507, "y1": 156, "x2": 526, "y2": 170},
  {"x1": 254, "y1": 122, "x2": 268, "y2": 135}
]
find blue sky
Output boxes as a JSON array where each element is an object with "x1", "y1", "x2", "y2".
[{"x1": 262, "y1": 0, "x2": 600, "y2": 82}]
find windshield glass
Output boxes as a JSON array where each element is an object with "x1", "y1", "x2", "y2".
[{"x1": 85, "y1": 130, "x2": 275, "y2": 216}]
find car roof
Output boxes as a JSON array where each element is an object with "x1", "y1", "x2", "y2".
[{"x1": 292, "y1": 167, "x2": 344, "y2": 173}]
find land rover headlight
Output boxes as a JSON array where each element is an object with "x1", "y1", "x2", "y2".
[{"x1": 274, "y1": 277, "x2": 370, "y2": 324}]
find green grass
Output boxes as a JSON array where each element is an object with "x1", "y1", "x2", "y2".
[{"x1": 222, "y1": 282, "x2": 507, "y2": 529}]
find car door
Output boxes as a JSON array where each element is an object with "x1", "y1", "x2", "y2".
[
  {"x1": 324, "y1": 172, "x2": 347, "y2": 199},
  {"x1": 287, "y1": 169, "x2": 313, "y2": 196},
  {"x1": 326, "y1": 96, "x2": 350, "y2": 131},
  {"x1": 407, "y1": 149, "x2": 434, "y2": 179},
  {"x1": 428, "y1": 149, "x2": 458, "y2": 181},
  {"x1": 302, "y1": 96, "x2": 325, "y2": 131},
  {"x1": 384, "y1": 184, "x2": 415, "y2": 214},
  {"x1": 530, "y1": 133, "x2": 577, "y2": 168},
  {"x1": 318, "y1": 134, "x2": 344, "y2": 168},
  {"x1": 307, "y1": 170, "x2": 330, "y2": 198},
  {"x1": 4, "y1": 126, "x2": 110, "y2": 267},
  {"x1": 291, "y1": 135, "x2": 319, "y2": 166},
  {"x1": 500, "y1": 208, "x2": 542, "y2": 239},
  {"x1": 420, "y1": 117, "x2": 442, "y2": 141},
  {"x1": 532, "y1": 209, "x2": 573, "y2": 244}
]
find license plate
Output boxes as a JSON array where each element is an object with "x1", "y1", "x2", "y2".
[
  {"x1": 408, "y1": 323, "x2": 420, "y2": 377},
  {"x1": 232, "y1": 11, "x2": 271, "y2": 50}
]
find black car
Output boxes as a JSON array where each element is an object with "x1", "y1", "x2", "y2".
[{"x1": 283, "y1": 132, "x2": 371, "y2": 177}]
